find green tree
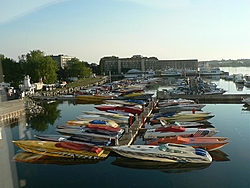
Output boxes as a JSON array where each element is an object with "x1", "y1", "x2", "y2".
[
  {"x1": 1, "y1": 56, "x2": 23, "y2": 87},
  {"x1": 20, "y1": 50, "x2": 59, "y2": 84},
  {"x1": 65, "y1": 58, "x2": 92, "y2": 79}
]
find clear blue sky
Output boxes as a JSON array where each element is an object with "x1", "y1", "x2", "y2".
[{"x1": 1, "y1": 0, "x2": 249, "y2": 63}]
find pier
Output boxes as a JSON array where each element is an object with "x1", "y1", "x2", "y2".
[{"x1": 118, "y1": 100, "x2": 157, "y2": 146}]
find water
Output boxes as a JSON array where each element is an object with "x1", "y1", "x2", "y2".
[{"x1": 1, "y1": 67, "x2": 250, "y2": 188}]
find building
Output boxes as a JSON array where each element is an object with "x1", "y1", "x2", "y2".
[
  {"x1": 50, "y1": 54, "x2": 75, "y2": 69},
  {"x1": 99, "y1": 55, "x2": 198, "y2": 75}
]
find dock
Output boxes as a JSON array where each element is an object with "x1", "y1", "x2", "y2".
[{"x1": 117, "y1": 100, "x2": 157, "y2": 146}]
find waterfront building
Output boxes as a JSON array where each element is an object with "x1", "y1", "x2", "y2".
[
  {"x1": 99, "y1": 55, "x2": 198, "y2": 76},
  {"x1": 50, "y1": 54, "x2": 75, "y2": 69}
]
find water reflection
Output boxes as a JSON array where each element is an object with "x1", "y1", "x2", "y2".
[
  {"x1": 13, "y1": 152, "x2": 102, "y2": 165},
  {"x1": 111, "y1": 157, "x2": 211, "y2": 173},
  {"x1": 209, "y1": 149, "x2": 230, "y2": 162},
  {"x1": 27, "y1": 102, "x2": 61, "y2": 131},
  {"x1": 0, "y1": 124, "x2": 20, "y2": 188}
]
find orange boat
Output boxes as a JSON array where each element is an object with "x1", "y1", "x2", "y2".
[{"x1": 146, "y1": 136, "x2": 229, "y2": 151}]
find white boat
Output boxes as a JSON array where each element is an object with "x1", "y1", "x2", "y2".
[
  {"x1": 159, "y1": 104, "x2": 206, "y2": 113},
  {"x1": 234, "y1": 74, "x2": 246, "y2": 84},
  {"x1": 124, "y1": 69, "x2": 155, "y2": 78},
  {"x1": 198, "y1": 67, "x2": 221, "y2": 75},
  {"x1": 111, "y1": 143, "x2": 212, "y2": 163},
  {"x1": 143, "y1": 126, "x2": 218, "y2": 139},
  {"x1": 161, "y1": 69, "x2": 182, "y2": 77}
]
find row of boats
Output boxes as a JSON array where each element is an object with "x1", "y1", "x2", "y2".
[{"x1": 13, "y1": 78, "x2": 229, "y2": 165}]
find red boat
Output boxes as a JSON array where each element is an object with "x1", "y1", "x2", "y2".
[
  {"x1": 146, "y1": 136, "x2": 229, "y2": 151},
  {"x1": 94, "y1": 104, "x2": 143, "y2": 115}
]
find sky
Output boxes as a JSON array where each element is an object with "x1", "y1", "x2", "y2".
[{"x1": 0, "y1": 0, "x2": 250, "y2": 64}]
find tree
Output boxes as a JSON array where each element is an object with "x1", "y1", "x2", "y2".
[
  {"x1": 1, "y1": 56, "x2": 23, "y2": 87},
  {"x1": 19, "y1": 50, "x2": 59, "y2": 84},
  {"x1": 64, "y1": 58, "x2": 92, "y2": 79}
]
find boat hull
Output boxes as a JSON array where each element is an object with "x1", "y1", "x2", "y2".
[
  {"x1": 13, "y1": 140, "x2": 110, "y2": 159},
  {"x1": 146, "y1": 136, "x2": 229, "y2": 151}
]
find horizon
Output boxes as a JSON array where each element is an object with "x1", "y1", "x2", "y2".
[{"x1": 1, "y1": 0, "x2": 249, "y2": 63}]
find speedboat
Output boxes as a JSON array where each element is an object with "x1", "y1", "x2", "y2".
[
  {"x1": 159, "y1": 119, "x2": 205, "y2": 128},
  {"x1": 143, "y1": 126, "x2": 218, "y2": 139},
  {"x1": 12, "y1": 140, "x2": 110, "y2": 159},
  {"x1": 146, "y1": 136, "x2": 229, "y2": 151},
  {"x1": 34, "y1": 134, "x2": 112, "y2": 146},
  {"x1": 159, "y1": 104, "x2": 206, "y2": 113},
  {"x1": 151, "y1": 112, "x2": 215, "y2": 123},
  {"x1": 66, "y1": 119, "x2": 119, "y2": 128},
  {"x1": 56, "y1": 128, "x2": 122, "y2": 140},
  {"x1": 13, "y1": 152, "x2": 101, "y2": 165},
  {"x1": 111, "y1": 143, "x2": 212, "y2": 163},
  {"x1": 94, "y1": 104, "x2": 143, "y2": 115},
  {"x1": 76, "y1": 114, "x2": 129, "y2": 125},
  {"x1": 57, "y1": 124, "x2": 124, "y2": 135}
]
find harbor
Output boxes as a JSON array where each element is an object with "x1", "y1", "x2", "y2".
[{"x1": 0, "y1": 67, "x2": 249, "y2": 188}]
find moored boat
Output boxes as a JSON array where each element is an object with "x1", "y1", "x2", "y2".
[
  {"x1": 146, "y1": 136, "x2": 229, "y2": 151},
  {"x1": 13, "y1": 152, "x2": 101, "y2": 165},
  {"x1": 75, "y1": 93, "x2": 118, "y2": 102},
  {"x1": 143, "y1": 126, "x2": 218, "y2": 139},
  {"x1": 56, "y1": 128, "x2": 122, "y2": 140},
  {"x1": 94, "y1": 104, "x2": 143, "y2": 115},
  {"x1": 151, "y1": 113, "x2": 215, "y2": 123},
  {"x1": 12, "y1": 140, "x2": 110, "y2": 159},
  {"x1": 34, "y1": 134, "x2": 112, "y2": 146},
  {"x1": 66, "y1": 119, "x2": 119, "y2": 128},
  {"x1": 111, "y1": 143, "x2": 212, "y2": 163}
]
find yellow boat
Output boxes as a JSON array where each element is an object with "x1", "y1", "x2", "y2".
[
  {"x1": 154, "y1": 113, "x2": 215, "y2": 123},
  {"x1": 12, "y1": 140, "x2": 110, "y2": 159},
  {"x1": 13, "y1": 152, "x2": 101, "y2": 165},
  {"x1": 75, "y1": 94, "x2": 116, "y2": 102}
]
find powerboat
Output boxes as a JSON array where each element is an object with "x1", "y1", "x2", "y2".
[
  {"x1": 143, "y1": 126, "x2": 218, "y2": 139},
  {"x1": 12, "y1": 140, "x2": 110, "y2": 159},
  {"x1": 146, "y1": 136, "x2": 229, "y2": 151},
  {"x1": 111, "y1": 143, "x2": 212, "y2": 163}
]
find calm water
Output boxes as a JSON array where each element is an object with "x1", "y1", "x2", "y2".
[{"x1": 1, "y1": 67, "x2": 250, "y2": 188}]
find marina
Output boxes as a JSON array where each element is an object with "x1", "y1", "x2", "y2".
[{"x1": 0, "y1": 67, "x2": 250, "y2": 188}]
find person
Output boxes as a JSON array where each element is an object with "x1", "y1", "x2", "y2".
[{"x1": 192, "y1": 108, "x2": 196, "y2": 114}]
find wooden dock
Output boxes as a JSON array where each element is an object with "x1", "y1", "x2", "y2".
[{"x1": 117, "y1": 100, "x2": 157, "y2": 146}]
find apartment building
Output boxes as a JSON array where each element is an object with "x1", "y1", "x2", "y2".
[{"x1": 50, "y1": 54, "x2": 75, "y2": 69}]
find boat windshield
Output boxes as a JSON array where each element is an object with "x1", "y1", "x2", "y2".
[{"x1": 159, "y1": 145, "x2": 169, "y2": 151}]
